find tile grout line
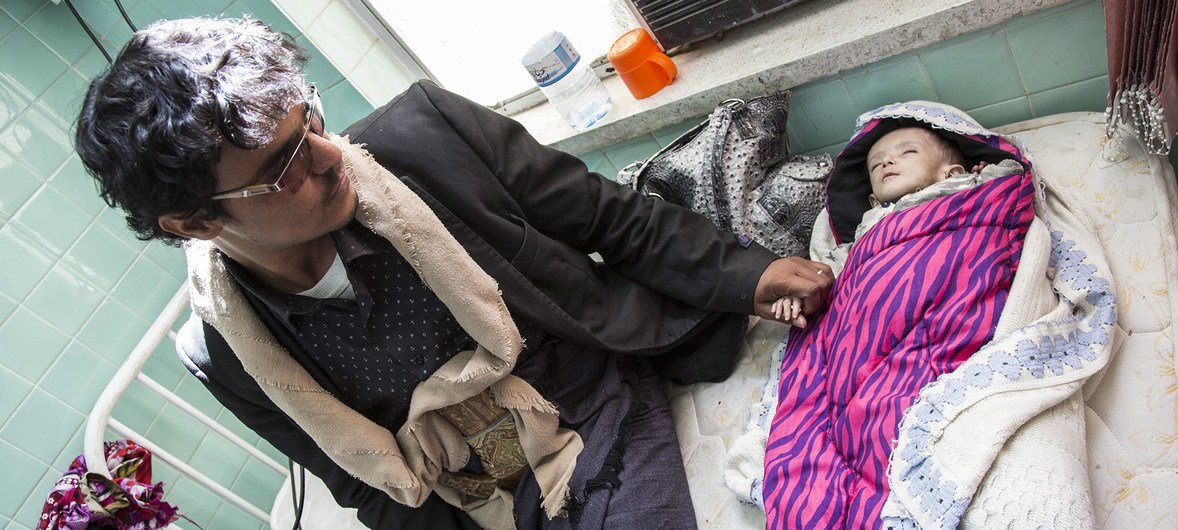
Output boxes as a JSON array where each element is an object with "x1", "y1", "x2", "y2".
[
  {"x1": 1000, "y1": 24, "x2": 1031, "y2": 100},
  {"x1": 913, "y1": 53, "x2": 942, "y2": 103},
  {"x1": 836, "y1": 75, "x2": 861, "y2": 116},
  {"x1": 0, "y1": 212, "x2": 90, "y2": 342},
  {"x1": 344, "y1": 38, "x2": 382, "y2": 107},
  {"x1": 0, "y1": 390, "x2": 86, "y2": 470},
  {"x1": 11, "y1": 467, "x2": 61, "y2": 525},
  {"x1": 8, "y1": 1, "x2": 84, "y2": 101},
  {"x1": 0, "y1": 436, "x2": 53, "y2": 497},
  {"x1": 793, "y1": 94, "x2": 823, "y2": 153}
]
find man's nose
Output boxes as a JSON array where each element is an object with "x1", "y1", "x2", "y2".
[{"x1": 305, "y1": 133, "x2": 342, "y2": 175}]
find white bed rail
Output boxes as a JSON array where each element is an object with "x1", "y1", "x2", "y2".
[{"x1": 84, "y1": 282, "x2": 287, "y2": 524}]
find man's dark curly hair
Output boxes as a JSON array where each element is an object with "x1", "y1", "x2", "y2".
[{"x1": 75, "y1": 17, "x2": 309, "y2": 246}]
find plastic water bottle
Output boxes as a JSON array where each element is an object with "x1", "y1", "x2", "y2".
[{"x1": 522, "y1": 32, "x2": 612, "y2": 130}]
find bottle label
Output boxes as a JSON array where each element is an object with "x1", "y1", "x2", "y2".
[{"x1": 524, "y1": 37, "x2": 581, "y2": 87}]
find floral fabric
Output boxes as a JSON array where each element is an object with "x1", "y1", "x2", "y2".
[{"x1": 38, "y1": 440, "x2": 179, "y2": 530}]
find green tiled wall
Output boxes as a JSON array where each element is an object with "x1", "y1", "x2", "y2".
[
  {"x1": 581, "y1": 0, "x2": 1136, "y2": 175},
  {"x1": 0, "y1": 1, "x2": 372, "y2": 529}
]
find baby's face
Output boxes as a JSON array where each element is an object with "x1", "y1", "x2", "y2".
[{"x1": 866, "y1": 127, "x2": 957, "y2": 203}]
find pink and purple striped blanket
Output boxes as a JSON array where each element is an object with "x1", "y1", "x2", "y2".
[{"x1": 763, "y1": 103, "x2": 1036, "y2": 529}]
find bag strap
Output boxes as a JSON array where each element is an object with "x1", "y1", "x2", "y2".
[{"x1": 616, "y1": 99, "x2": 748, "y2": 191}]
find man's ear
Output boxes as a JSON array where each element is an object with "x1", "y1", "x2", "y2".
[{"x1": 158, "y1": 213, "x2": 224, "y2": 241}]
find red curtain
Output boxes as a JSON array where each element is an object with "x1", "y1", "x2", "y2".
[{"x1": 1105, "y1": 0, "x2": 1178, "y2": 154}]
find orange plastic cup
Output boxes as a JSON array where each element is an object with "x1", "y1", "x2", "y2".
[{"x1": 608, "y1": 28, "x2": 677, "y2": 100}]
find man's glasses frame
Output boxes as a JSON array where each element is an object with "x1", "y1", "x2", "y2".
[{"x1": 210, "y1": 85, "x2": 323, "y2": 200}]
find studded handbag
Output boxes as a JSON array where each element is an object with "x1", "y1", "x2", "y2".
[{"x1": 618, "y1": 92, "x2": 831, "y2": 258}]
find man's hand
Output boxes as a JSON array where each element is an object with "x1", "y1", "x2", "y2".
[{"x1": 754, "y1": 257, "x2": 834, "y2": 325}]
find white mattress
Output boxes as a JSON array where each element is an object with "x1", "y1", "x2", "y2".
[
  {"x1": 995, "y1": 113, "x2": 1178, "y2": 527},
  {"x1": 272, "y1": 112, "x2": 1178, "y2": 529},
  {"x1": 665, "y1": 318, "x2": 784, "y2": 528}
]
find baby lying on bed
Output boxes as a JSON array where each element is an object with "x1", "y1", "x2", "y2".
[
  {"x1": 760, "y1": 102, "x2": 1038, "y2": 529},
  {"x1": 770, "y1": 121, "x2": 1021, "y2": 323}
]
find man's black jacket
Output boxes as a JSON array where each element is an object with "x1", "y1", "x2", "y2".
[{"x1": 177, "y1": 80, "x2": 777, "y2": 529}]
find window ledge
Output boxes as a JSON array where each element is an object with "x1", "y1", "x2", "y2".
[{"x1": 509, "y1": 0, "x2": 1070, "y2": 154}]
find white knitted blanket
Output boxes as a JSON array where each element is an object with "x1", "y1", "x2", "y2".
[{"x1": 880, "y1": 130, "x2": 1118, "y2": 529}]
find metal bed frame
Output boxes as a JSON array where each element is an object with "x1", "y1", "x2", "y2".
[{"x1": 83, "y1": 283, "x2": 287, "y2": 526}]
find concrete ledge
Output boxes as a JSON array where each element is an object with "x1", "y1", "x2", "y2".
[{"x1": 510, "y1": 0, "x2": 1069, "y2": 154}]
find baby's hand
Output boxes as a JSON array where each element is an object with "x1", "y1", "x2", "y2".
[
  {"x1": 771, "y1": 296, "x2": 808, "y2": 328},
  {"x1": 970, "y1": 161, "x2": 989, "y2": 174}
]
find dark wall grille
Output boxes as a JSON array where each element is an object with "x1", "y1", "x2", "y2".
[{"x1": 626, "y1": 0, "x2": 811, "y2": 51}]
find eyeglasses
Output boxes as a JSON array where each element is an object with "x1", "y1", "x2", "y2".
[{"x1": 211, "y1": 86, "x2": 323, "y2": 200}]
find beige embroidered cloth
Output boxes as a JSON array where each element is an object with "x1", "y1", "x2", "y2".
[{"x1": 185, "y1": 135, "x2": 583, "y2": 528}]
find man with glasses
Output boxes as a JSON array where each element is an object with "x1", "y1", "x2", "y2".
[
  {"x1": 76, "y1": 17, "x2": 831, "y2": 530},
  {"x1": 207, "y1": 85, "x2": 322, "y2": 200}
]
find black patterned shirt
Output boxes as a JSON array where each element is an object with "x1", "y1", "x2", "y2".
[{"x1": 223, "y1": 221, "x2": 477, "y2": 431}]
